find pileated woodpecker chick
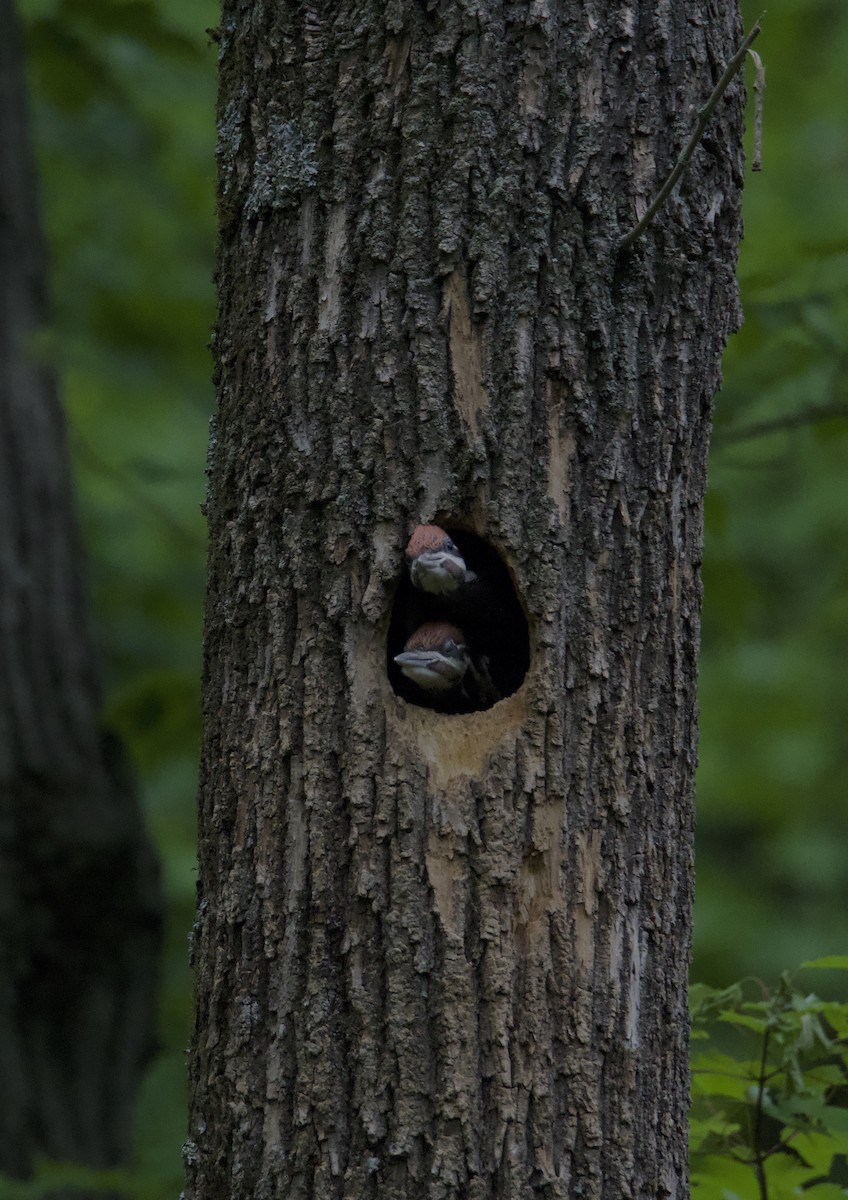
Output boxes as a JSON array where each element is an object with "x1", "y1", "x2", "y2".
[
  {"x1": 390, "y1": 525, "x2": 527, "y2": 709},
  {"x1": 393, "y1": 621, "x2": 469, "y2": 694},
  {"x1": 405, "y1": 524, "x2": 476, "y2": 595}
]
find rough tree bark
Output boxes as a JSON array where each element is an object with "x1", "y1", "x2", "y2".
[
  {"x1": 0, "y1": 0, "x2": 161, "y2": 1181},
  {"x1": 189, "y1": 1, "x2": 744, "y2": 1197}
]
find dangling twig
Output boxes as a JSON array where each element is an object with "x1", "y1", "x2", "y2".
[
  {"x1": 618, "y1": 16, "x2": 764, "y2": 253},
  {"x1": 748, "y1": 48, "x2": 765, "y2": 171}
]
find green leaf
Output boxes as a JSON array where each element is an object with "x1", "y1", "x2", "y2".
[
  {"x1": 691, "y1": 982, "x2": 746, "y2": 1020},
  {"x1": 792, "y1": 1128, "x2": 848, "y2": 1174},
  {"x1": 690, "y1": 1114, "x2": 743, "y2": 1154},
  {"x1": 691, "y1": 1153, "x2": 758, "y2": 1200},
  {"x1": 764, "y1": 1151, "x2": 829, "y2": 1196},
  {"x1": 691, "y1": 1050, "x2": 756, "y2": 1102},
  {"x1": 819, "y1": 1106, "x2": 848, "y2": 1135},
  {"x1": 718, "y1": 1011, "x2": 769, "y2": 1034},
  {"x1": 764, "y1": 1093, "x2": 828, "y2": 1127},
  {"x1": 817, "y1": 1000, "x2": 848, "y2": 1037}
]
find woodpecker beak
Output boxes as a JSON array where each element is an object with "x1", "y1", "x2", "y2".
[
  {"x1": 408, "y1": 548, "x2": 476, "y2": 595},
  {"x1": 393, "y1": 644, "x2": 468, "y2": 692}
]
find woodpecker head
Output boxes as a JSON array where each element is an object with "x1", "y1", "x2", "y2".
[
  {"x1": 393, "y1": 622, "x2": 469, "y2": 693},
  {"x1": 405, "y1": 524, "x2": 476, "y2": 595}
]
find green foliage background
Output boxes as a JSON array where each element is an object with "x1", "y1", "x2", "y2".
[
  {"x1": 15, "y1": 0, "x2": 848, "y2": 1193},
  {"x1": 690, "y1": 959, "x2": 848, "y2": 1199},
  {"x1": 698, "y1": 0, "x2": 848, "y2": 980}
]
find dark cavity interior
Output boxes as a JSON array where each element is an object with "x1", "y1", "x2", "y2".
[{"x1": 387, "y1": 527, "x2": 530, "y2": 714}]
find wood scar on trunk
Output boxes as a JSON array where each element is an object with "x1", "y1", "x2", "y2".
[
  {"x1": 514, "y1": 800, "x2": 564, "y2": 956},
  {"x1": 318, "y1": 203, "x2": 347, "y2": 333},
  {"x1": 426, "y1": 828, "x2": 467, "y2": 939},
  {"x1": 396, "y1": 689, "x2": 529, "y2": 790},
  {"x1": 443, "y1": 268, "x2": 488, "y2": 435},
  {"x1": 574, "y1": 828, "x2": 603, "y2": 973},
  {"x1": 545, "y1": 378, "x2": 575, "y2": 523}
]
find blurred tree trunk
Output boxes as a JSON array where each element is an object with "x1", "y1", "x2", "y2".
[
  {"x1": 189, "y1": 1, "x2": 744, "y2": 1197},
  {"x1": 0, "y1": 0, "x2": 161, "y2": 1183}
]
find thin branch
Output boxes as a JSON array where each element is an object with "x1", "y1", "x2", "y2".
[
  {"x1": 713, "y1": 402, "x2": 848, "y2": 447},
  {"x1": 753, "y1": 1027, "x2": 771, "y2": 1200},
  {"x1": 749, "y1": 49, "x2": 765, "y2": 170},
  {"x1": 618, "y1": 17, "x2": 763, "y2": 252}
]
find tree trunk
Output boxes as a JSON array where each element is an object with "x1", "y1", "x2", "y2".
[
  {"x1": 0, "y1": 0, "x2": 161, "y2": 1181},
  {"x1": 189, "y1": 1, "x2": 744, "y2": 1196}
]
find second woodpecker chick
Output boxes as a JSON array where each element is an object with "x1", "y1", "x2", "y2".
[
  {"x1": 393, "y1": 622, "x2": 469, "y2": 695},
  {"x1": 405, "y1": 524, "x2": 476, "y2": 595}
]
